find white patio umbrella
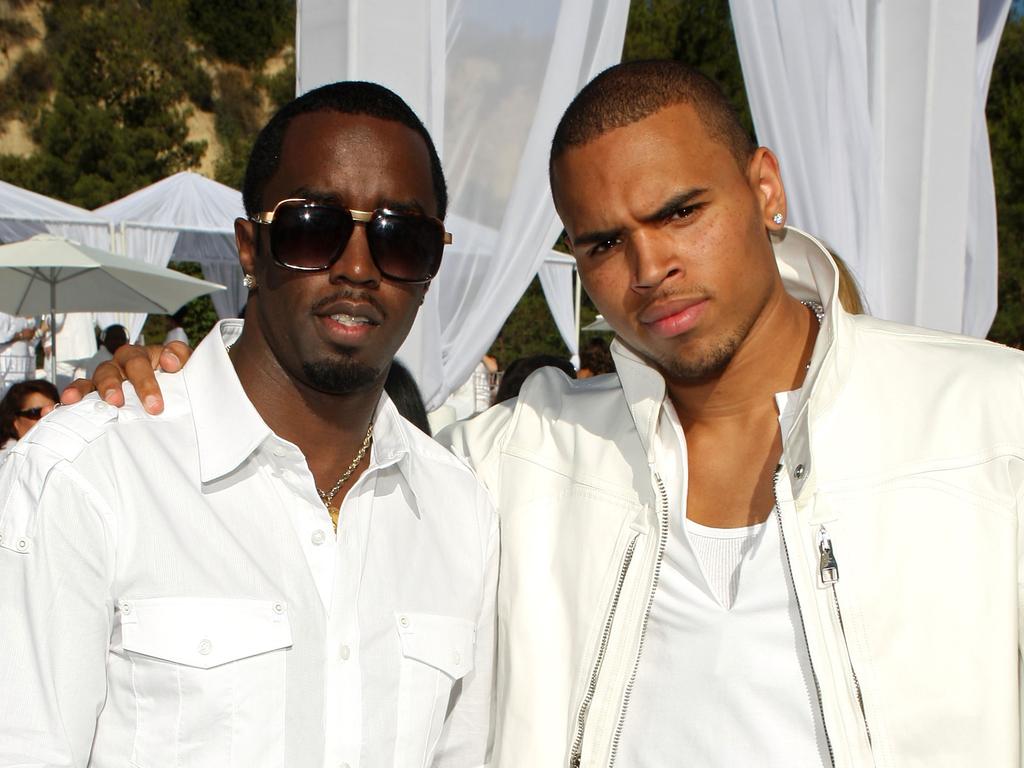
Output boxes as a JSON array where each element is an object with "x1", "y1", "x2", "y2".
[{"x1": 0, "y1": 234, "x2": 225, "y2": 383}]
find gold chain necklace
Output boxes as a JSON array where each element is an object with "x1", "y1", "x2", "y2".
[{"x1": 318, "y1": 421, "x2": 374, "y2": 531}]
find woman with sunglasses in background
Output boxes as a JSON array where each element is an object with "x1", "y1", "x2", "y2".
[{"x1": 0, "y1": 379, "x2": 59, "y2": 457}]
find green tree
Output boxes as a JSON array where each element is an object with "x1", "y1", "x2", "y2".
[
  {"x1": 186, "y1": 0, "x2": 293, "y2": 69},
  {"x1": 988, "y1": 13, "x2": 1024, "y2": 348},
  {"x1": 0, "y1": 0, "x2": 208, "y2": 208}
]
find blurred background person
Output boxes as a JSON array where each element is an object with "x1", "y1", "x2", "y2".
[
  {"x1": 577, "y1": 337, "x2": 614, "y2": 379},
  {"x1": 493, "y1": 354, "x2": 576, "y2": 404},
  {"x1": 0, "y1": 313, "x2": 37, "y2": 396},
  {"x1": 829, "y1": 251, "x2": 867, "y2": 315},
  {"x1": 163, "y1": 308, "x2": 190, "y2": 346},
  {"x1": 0, "y1": 379, "x2": 59, "y2": 456},
  {"x1": 69, "y1": 324, "x2": 130, "y2": 379},
  {"x1": 385, "y1": 360, "x2": 432, "y2": 436}
]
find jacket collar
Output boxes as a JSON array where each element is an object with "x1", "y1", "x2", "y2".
[
  {"x1": 610, "y1": 226, "x2": 848, "y2": 495},
  {"x1": 184, "y1": 320, "x2": 420, "y2": 505}
]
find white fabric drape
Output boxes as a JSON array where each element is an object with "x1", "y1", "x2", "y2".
[
  {"x1": 729, "y1": 0, "x2": 1010, "y2": 336},
  {"x1": 297, "y1": 0, "x2": 629, "y2": 409},
  {"x1": 538, "y1": 254, "x2": 579, "y2": 364},
  {"x1": 96, "y1": 172, "x2": 243, "y2": 339}
]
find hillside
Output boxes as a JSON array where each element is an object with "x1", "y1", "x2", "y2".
[{"x1": 0, "y1": 0, "x2": 295, "y2": 206}]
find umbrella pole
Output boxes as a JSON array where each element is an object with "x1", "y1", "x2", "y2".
[{"x1": 49, "y1": 272, "x2": 57, "y2": 386}]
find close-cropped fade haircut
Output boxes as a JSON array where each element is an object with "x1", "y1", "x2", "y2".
[
  {"x1": 242, "y1": 81, "x2": 448, "y2": 219},
  {"x1": 550, "y1": 60, "x2": 756, "y2": 175}
]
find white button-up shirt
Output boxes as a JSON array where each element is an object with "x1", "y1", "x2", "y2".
[{"x1": 0, "y1": 320, "x2": 497, "y2": 768}]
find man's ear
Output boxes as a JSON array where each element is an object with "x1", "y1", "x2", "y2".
[
  {"x1": 235, "y1": 217, "x2": 257, "y2": 277},
  {"x1": 747, "y1": 147, "x2": 787, "y2": 230}
]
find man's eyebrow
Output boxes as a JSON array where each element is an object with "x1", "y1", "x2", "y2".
[
  {"x1": 640, "y1": 188, "x2": 708, "y2": 224},
  {"x1": 572, "y1": 187, "x2": 709, "y2": 248},
  {"x1": 572, "y1": 225, "x2": 625, "y2": 248}
]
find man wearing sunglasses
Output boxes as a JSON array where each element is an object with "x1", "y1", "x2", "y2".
[
  {"x1": 51, "y1": 61, "x2": 1024, "y2": 767},
  {"x1": 0, "y1": 82, "x2": 496, "y2": 767}
]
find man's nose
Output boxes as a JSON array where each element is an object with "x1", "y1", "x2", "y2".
[
  {"x1": 329, "y1": 223, "x2": 381, "y2": 285},
  {"x1": 630, "y1": 228, "x2": 682, "y2": 291}
]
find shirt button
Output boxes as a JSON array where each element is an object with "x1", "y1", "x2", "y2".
[
  {"x1": 311, "y1": 529, "x2": 326, "y2": 545},
  {"x1": 399, "y1": 615, "x2": 410, "y2": 628},
  {"x1": 339, "y1": 644, "x2": 351, "y2": 661},
  {"x1": 119, "y1": 601, "x2": 132, "y2": 615},
  {"x1": 273, "y1": 446, "x2": 286, "y2": 458},
  {"x1": 273, "y1": 602, "x2": 286, "y2": 614},
  {"x1": 198, "y1": 638, "x2": 212, "y2": 655},
  {"x1": 794, "y1": 464, "x2": 806, "y2": 479},
  {"x1": 339, "y1": 763, "x2": 351, "y2": 768}
]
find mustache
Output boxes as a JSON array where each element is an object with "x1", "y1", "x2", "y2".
[
  {"x1": 640, "y1": 284, "x2": 713, "y2": 309},
  {"x1": 311, "y1": 288, "x2": 386, "y2": 317}
]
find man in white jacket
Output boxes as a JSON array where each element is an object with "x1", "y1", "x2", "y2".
[
  {"x1": 444, "y1": 61, "x2": 1024, "y2": 767},
  {"x1": 73, "y1": 61, "x2": 1024, "y2": 767}
]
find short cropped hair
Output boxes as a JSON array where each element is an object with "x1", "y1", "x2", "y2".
[
  {"x1": 550, "y1": 60, "x2": 755, "y2": 172},
  {"x1": 242, "y1": 81, "x2": 448, "y2": 219}
]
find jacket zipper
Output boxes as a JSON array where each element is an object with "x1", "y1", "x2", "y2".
[
  {"x1": 568, "y1": 531, "x2": 641, "y2": 768},
  {"x1": 773, "y1": 464, "x2": 836, "y2": 767},
  {"x1": 606, "y1": 472, "x2": 670, "y2": 767},
  {"x1": 818, "y1": 525, "x2": 872, "y2": 746}
]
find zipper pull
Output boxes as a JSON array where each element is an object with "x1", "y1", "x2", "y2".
[
  {"x1": 570, "y1": 752, "x2": 581, "y2": 768},
  {"x1": 818, "y1": 526, "x2": 839, "y2": 584}
]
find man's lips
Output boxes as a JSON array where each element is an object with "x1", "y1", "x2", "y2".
[
  {"x1": 639, "y1": 297, "x2": 709, "y2": 338},
  {"x1": 313, "y1": 298, "x2": 383, "y2": 342}
]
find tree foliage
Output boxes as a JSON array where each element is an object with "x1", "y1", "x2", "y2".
[
  {"x1": 0, "y1": 0, "x2": 208, "y2": 208},
  {"x1": 186, "y1": 0, "x2": 293, "y2": 69},
  {"x1": 987, "y1": 13, "x2": 1024, "y2": 347}
]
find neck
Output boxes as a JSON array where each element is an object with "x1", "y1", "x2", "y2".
[
  {"x1": 665, "y1": 289, "x2": 817, "y2": 426},
  {"x1": 228, "y1": 328, "x2": 383, "y2": 483}
]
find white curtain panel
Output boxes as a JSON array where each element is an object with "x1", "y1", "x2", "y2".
[
  {"x1": 297, "y1": 0, "x2": 629, "y2": 409},
  {"x1": 729, "y1": 0, "x2": 1009, "y2": 336},
  {"x1": 538, "y1": 254, "x2": 579, "y2": 363}
]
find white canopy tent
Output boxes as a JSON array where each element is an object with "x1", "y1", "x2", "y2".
[
  {"x1": 730, "y1": 0, "x2": 1010, "y2": 336},
  {"x1": 0, "y1": 179, "x2": 109, "y2": 363},
  {"x1": 95, "y1": 171, "x2": 247, "y2": 340},
  {"x1": 296, "y1": 0, "x2": 630, "y2": 409}
]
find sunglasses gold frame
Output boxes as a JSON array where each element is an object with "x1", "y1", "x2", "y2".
[
  {"x1": 250, "y1": 198, "x2": 452, "y2": 284},
  {"x1": 252, "y1": 198, "x2": 453, "y2": 244}
]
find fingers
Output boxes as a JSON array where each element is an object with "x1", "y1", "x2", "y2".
[
  {"x1": 60, "y1": 378, "x2": 98, "y2": 406},
  {"x1": 108, "y1": 344, "x2": 161, "y2": 415},
  {"x1": 160, "y1": 340, "x2": 194, "y2": 372},
  {"x1": 92, "y1": 361, "x2": 127, "y2": 407}
]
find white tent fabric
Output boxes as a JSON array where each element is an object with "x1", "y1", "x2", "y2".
[
  {"x1": 0, "y1": 180, "x2": 108, "y2": 360},
  {"x1": 297, "y1": 0, "x2": 629, "y2": 409},
  {"x1": 538, "y1": 253, "x2": 579, "y2": 366},
  {"x1": 729, "y1": 0, "x2": 1010, "y2": 336},
  {"x1": 95, "y1": 172, "x2": 247, "y2": 339}
]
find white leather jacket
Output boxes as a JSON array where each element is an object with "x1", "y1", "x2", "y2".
[{"x1": 444, "y1": 227, "x2": 1024, "y2": 768}]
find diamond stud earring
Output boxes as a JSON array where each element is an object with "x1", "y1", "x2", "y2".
[
  {"x1": 243, "y1": 274, "x2": 257, "y2": 289},
  {"x1": 772, "y1": 213, "x2": 784, "y2": 226}
]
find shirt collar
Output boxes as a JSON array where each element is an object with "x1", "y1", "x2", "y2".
[
  {"x1": 609, "y1": 226, "x2": 845, "y2": 475},
  {"x1": 184, "y1": 319, "x2": 273, "y2": 483},
  {"x1": 184, "y1": 321, "x2": 422, "y2": 502}
]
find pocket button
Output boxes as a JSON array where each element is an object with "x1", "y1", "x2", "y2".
[{"x1": 197, "y1": 638, "x2": 213, "y2": 655}]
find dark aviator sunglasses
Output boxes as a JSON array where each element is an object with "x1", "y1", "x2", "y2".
[{"x1": 251, "y1": 198, "x2": 453, "y2": 284}]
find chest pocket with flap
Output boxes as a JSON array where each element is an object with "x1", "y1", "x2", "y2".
[
  {"x1": 118, "y1": 597, "x2": 292, "y2": 767},
  {"x1": 394, "y1": 611, "x2": 477, "y2": 763}
]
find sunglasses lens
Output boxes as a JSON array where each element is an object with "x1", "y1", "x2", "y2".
[
  {"x1": 270, "y1": 203, "x2": 353, "y2": 270},
  {"x1": 20, "y1": 408, "x2": 43, "y2": 420},
  {"x1": 369, "y1": 212, "x2": 444, "y2": 283}
]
